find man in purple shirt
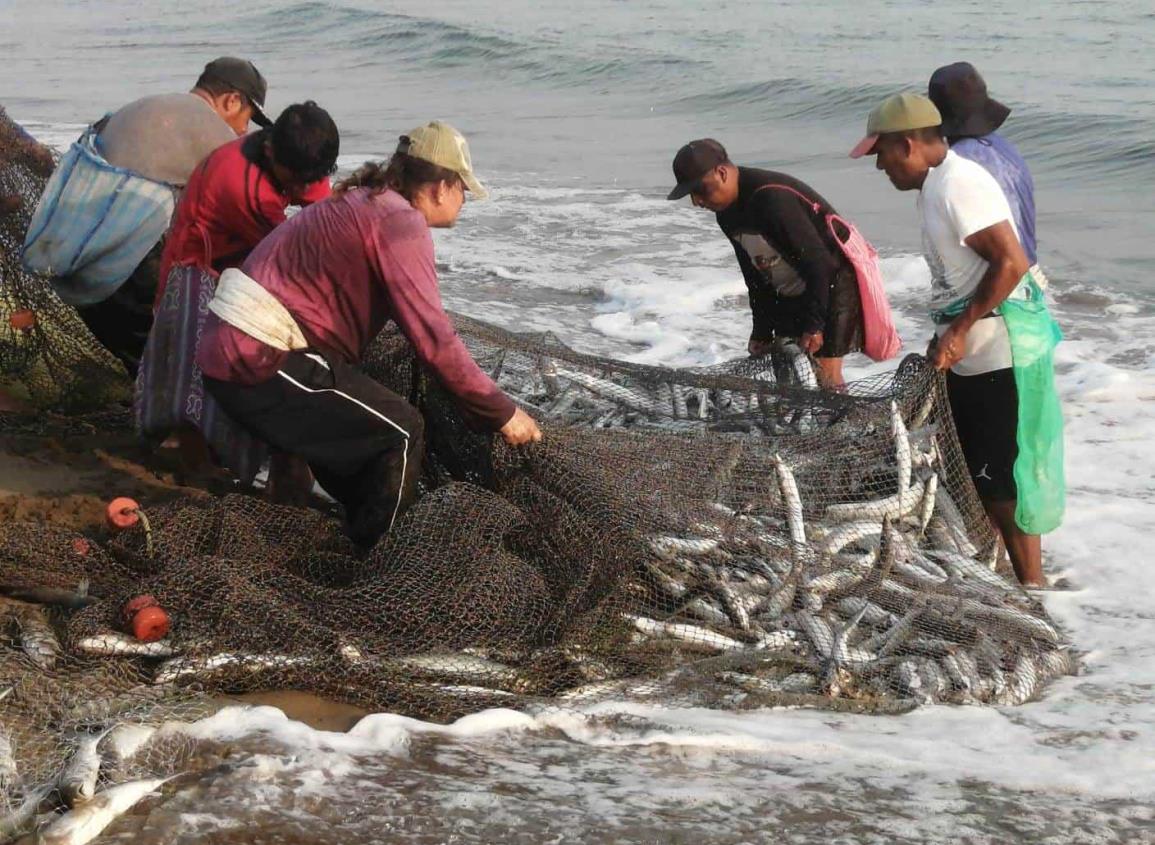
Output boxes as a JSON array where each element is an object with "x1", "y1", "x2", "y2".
[
  {"x1": 928, "y1": 62, "x2": 1037, "y2": 266},
  {"x1": 199, "y1": 121, "x2": 542, "y2": 546}
]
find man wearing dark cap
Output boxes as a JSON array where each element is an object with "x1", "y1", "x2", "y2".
[
  {"x1": 26, "y1": 57, "x2": 274, "y2": 375},
  {"x1": 928, "y1": 62, "x2": 1038, "y2": 269},
  {"x1": 667, "y1": 139, "x2": 867, "y2": 388},
  {"x1": 850, "y1": 92, "x2": 1064, "y2": 588}
]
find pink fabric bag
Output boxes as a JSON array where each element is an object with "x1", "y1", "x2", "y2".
[{"x1": 753, "y1": 184, "x2": 902, "y2": 362}]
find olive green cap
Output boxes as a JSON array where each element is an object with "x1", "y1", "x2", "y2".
[
  {"x1": 399, "y1": 120, "x2": 488, "y2": 199},
  {"x1": 849, "y1": 93, "x2": 943, "y2": 158}
]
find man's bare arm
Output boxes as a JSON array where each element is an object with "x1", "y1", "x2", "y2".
[{"x1": 932, "y1": 220, "x2": 1029, "y2": 370}]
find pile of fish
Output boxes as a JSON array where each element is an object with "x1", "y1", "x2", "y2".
[
  {"x1": 24, "y1": 394, "x2": 1070, "y2": 712},
  {"x1": 485, "y1": 343, "x2": 825, "y2": 434},
  {"x1": 624, "y1": 398, "x2": 1075, "y2": 706},
  {"x1": 0, "y1": 687, "x2": 179, "y2": 844}
]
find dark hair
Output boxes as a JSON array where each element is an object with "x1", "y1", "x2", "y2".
[
  {"x1": 269, "y1": 101, "x2": 340, "y2": 184},
  {"x1": 335, "y1": 143, "x2": 460, "y2": 202}
]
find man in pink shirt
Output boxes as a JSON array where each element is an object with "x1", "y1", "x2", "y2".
[{"x1": 198, "y1": 121, "x2": 541, "y2": 546}]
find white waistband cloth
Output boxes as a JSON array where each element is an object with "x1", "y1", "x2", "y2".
[{"x1": 208, "y1": 267, "x2": 308, "y2": 352}]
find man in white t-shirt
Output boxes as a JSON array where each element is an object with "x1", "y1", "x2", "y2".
[{"x1": 848, "y1": 92, "x2": 1046, "y2": 588}]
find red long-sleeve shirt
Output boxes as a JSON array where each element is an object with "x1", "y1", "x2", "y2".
[
  {"x1": 196, "y1": 186, "x2": 516, "y2": 430},
  {"x1": 157, "y1": 134, "x2": 330, "y2": 301}
]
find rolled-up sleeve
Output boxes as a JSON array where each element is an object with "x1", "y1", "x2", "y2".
[{"x1": 369, "y1": 212, "x2": 516, "y2": 430}]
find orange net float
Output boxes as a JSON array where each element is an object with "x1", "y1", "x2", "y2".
[
  {"x1": 105, "y1": 497, "x2": 153, "y2": 556},
  {"x1": 8, "y1": 310, "x2": 36, "y2": 331},
  {"x1": 121, "y1": 594, "x2": 170, "y2": 642}
]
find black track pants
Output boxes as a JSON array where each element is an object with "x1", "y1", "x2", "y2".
[{"x1": 205, "y1": 351, "x2": 425, "y2": 546}]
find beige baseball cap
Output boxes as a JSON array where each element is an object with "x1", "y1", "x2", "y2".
[
  {"x1": 400, "y1": 120, "x2": 488, "y2": 200},
  {"x1": 849, "y1": 93, "x2": 942, "y2": 158}
]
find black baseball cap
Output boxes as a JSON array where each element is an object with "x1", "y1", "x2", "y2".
[
  {"x1": 666, "y1": 138, "x2": 729, "y2": 200},
  {"x1": 928, "y1": 62, "x2": 1010, "y2": 139},
  {"x1": 200, "y1": 57, "x2": 272, "y2": 128}
]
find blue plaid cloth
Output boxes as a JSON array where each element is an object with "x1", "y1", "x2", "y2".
[{"x1": 21, "y1": 123, "x2": 176, "y2": 305}]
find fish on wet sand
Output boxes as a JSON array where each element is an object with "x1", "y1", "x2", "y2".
[{"x1": 36, "y1": 776, "x2": 172, "y2": 845}]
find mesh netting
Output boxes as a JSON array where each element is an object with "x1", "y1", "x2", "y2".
[
  {"x1": 0, "y1": 108, "x2": 129, "y2": 413},
  {"x1": 0, "y1": 106, "x2": 1074, "y2": 837}
]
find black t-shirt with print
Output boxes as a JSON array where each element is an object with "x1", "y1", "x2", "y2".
[{"x1": 715, "y1": 167, "x2": 851, "y2": 339}]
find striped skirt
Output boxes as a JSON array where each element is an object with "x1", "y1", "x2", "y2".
[{"x1": 135, "y1": 265, "x2": 266, "y2": 483}]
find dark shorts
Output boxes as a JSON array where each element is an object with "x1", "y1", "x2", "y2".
[
  {"x1": 946, "y1": 367, "x2": 1019, "y2": 502},
  {"x1": 75, "y1": 240, "x2": 163, "y2": 377},
  {"x1": 768, "y1": 264, "x2": 863, "y2": 359}
]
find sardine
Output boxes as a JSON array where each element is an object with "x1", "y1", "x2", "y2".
[
  {"x1": 434, "y1": 684, "x2": 519, "y2": 699},
  {"x1": 951, "y1": 597, "x2": 1061, "y2": 645},
  {"x1": 59, "y1": 726, "x2": 114, "y2": 807},
  {"x1": 2, "y1": 578, "x2": 93, "y2": 609},
  {"x1": 835, "y1": 597, "x2": 897, "y2": 629},
  {"x1": 752, "y1": 630, "x2": 797, "y2": 652},
  {"x1": 932, "y1": 487, "x2": 979, "y2": 556},
  {"x1": 863, "y1": 598, "x2": 925, "y2": 658},
  {"x1": 555, "y1": 368, "x2": 661, "y2": 415},
  {"x1": 539, "y1": 359, "x2": 561, "y2": 396},
  {"x1": 919, "y1": 659, "x2": 950, "y2": 700},
  {"x1": 648, "y1": 536, "x2": 719, "y2": 560},
  {"x1": 76, "y1": 633, "x2": 177, "y2": 658},
  {"x1": 695, "y1": 388, "x2": 710, "y2": 420},
  {"x1": 794, "y1": 612, "x2": 835, "y2": 660},
  {"x1": 894, "y1": 659, "x2": 930, "y2": 703},
  {"x1": 927, "y1": 550, "x2": 1017, "y2": 594},
  {"x1": 820, "y1": 521, "x2": 882, "y2": 557},
  {"x1": 37, "y1": 776, "x2": 172, "y2": 845},
  {"x1": 824, "y1": 479, "x2": 926, "y2": 523},
  {"x1": 916, "y1": 473, "x2": 938, "y2": 536},
  {"x1": 154, "y1": 653, "x2": 316, "y2": 685},
  {"x1": 751, "y1": 565, "x2": 798, "y2": 621},
  {"x1": 681, "y1": 596, "x2": 732, "y2": 627},
  {"x1": 642, "y1": 561, "x2": 689, "y2": 603},
  {"x1": 627, "y1": 615, "x2": 746, "y2": 652},
  {"x1": 941, "y1": 652, "x2": 979, "y2": 696},
  {"x1": 717, "y1": 671, "x2": 816, "y2": 695},
  {"x1": 713, "y1": 580, "x2": 752, "y2": 632},
  {"x1": 0, "y1": 721, "x2": 15, "y2": 793},
  {"x1": 1037, "y1": 647, "x2": 1077, "y2": 680},
  {"x1": 773, "y1": 454, "x2": 806, "y2": 552},
  {"x1": 806, "y1": 561, "x2": 872, "y2": 601},
  {"x1": 891, "y1": 400, "x2": 912, "y2": 494},
  {"x1": 557, "y1": 679, "x2": 631, "y2": 702},
  {"x1": 16, "y1": 608, "x2": 59, "y2": 670},
  {"x1": 993, "y1": 653, "x2": 1040, "y2": 706},
  {"x1": 910, "y1": 391, "x2": 935, "y2": 429},
  {"x1": 787, "y1": 347, "x2": 817, "y2": 389}
]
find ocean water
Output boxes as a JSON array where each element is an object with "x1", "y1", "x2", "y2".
[{"x1": 3, "y1": 1, "x2": 1155, "y2": 841}]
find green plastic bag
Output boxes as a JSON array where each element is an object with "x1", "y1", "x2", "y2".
[{"x1": 997, "y1": 272, "x2": 1065, "y2": 534}]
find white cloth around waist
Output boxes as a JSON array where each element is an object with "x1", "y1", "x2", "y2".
[{"x1": 208, "y1": 268, "x2": 308, "y2": 352}]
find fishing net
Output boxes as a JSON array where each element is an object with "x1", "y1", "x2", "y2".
[
  {"x1": 0, "y1": 107, "x2": 129, "y2": 413},
  {"x1": 0, "y1": 106, "x2": 1074, "y2": 837}
]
